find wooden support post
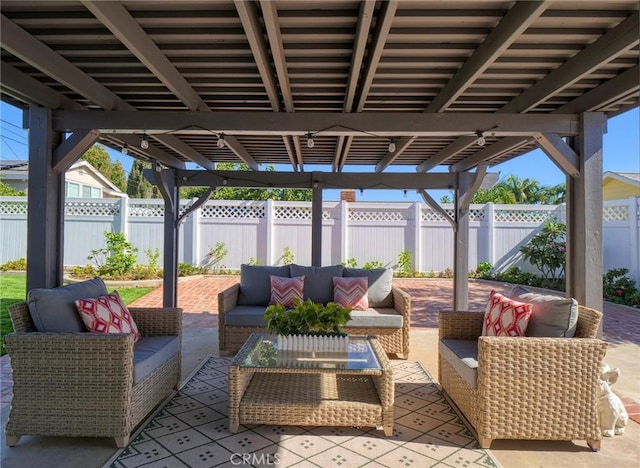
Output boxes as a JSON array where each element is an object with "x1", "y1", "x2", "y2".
[
  {"x1": 26, "y1": 106, "x2": 65, "y2": 291},
  {"x1": 566, "y1": 112, "x2": 605, "y2": 318},
  {"x1": 311, "y1": 177, "x2": 323, "y2": 266},
  {"x1": 155, "y1": 167, "x2": 180, "y2": 308}
]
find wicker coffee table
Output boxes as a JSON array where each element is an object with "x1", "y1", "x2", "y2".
[{"x1": 229, "y1": 334, "x2": 394, "y2": 435}]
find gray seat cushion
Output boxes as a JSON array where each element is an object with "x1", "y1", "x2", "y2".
[
  {"x1": 439, "y1": 339, "x2": 479, "y2": 388},
  {"x1": 290, "y1": 264, "x2": 344, "y2": 304},
  {"x1": 346, "y1": 308, "x2": 403, "y2": 328},
  {"x1": 510, "y1": 285, "x2": 578, "y2": 338},
  {"x1": 27, "y1": 277, "x2": 108, "y2": 332},
  {"x1": 343, "y1": 268, "x2": 393, "y2": 307},
  {"x1": 237, "y1": 264, "x2": 290, "y2": 305},
  {"x1": 224, "y1": 306, "x2": 268, "y2": 327},
  {"x1": 133, "y1": 335, "x2": 180, "y2": 384}
]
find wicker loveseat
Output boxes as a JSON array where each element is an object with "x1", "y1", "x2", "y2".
[
  {"x1": 4, "y1": 278, "x2": 182, "y2": 448},
  {"x1": 438, "y1": 303, "x2": 607, "y2": 450},
  {"x1": 218, "y1": 264, "x2": 411, "y2": 358}
]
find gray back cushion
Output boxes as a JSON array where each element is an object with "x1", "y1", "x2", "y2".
[
  {"x1": 290, "y1": 264, "x2": 344, "y2": 304},
  {"x1": 343, "y1": 268, "x2": 393, "y2": 307},
  {"x1": 510, "y1": 285, "x2": 578, "y2": 338},
  {"x1": 27, "y1": 277, "x2": 108, "y2": 332},
  {"x1": 237, "y1": 264, "x2": 290, "y2": 305}
]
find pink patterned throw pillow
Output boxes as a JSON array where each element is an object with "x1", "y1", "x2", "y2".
[
  {"x1": 75, "y1": 291, "x2": 141, "y2": 342},
  {"x1": 333, "y1": 276, "x2": 368, "y2": 310},
  {"x1": 269, "y1": 275, "x2": 304, "y2": 307},
  {"x1": 482, "y1": 290, "x2": 532, "y2": 337}
]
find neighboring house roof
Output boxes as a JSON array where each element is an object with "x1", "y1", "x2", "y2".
[
  {"x1": 603, "y1": 171, "x2": 640, "y2": 187},
  {"x1": 0, "y1": 159, "x2": 127, "y2": 197}
]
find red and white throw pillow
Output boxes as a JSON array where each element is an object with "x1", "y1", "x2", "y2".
[
  {"x1": 333, "y1": 276, "x2": 368, "y2": 310},
  {"x1": 75, "y1": 291, "x2": 141, "y2": 342},
  {"x1": 482, "y1": 290, "x2": 532, "y2": 337},
  {"x1": 269, "y1": 275, "x2": 304, "y2": 307}
]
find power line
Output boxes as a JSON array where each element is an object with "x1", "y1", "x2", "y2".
[{"x1": 1, "y1": 134, "x2": 27, "y2": 146}]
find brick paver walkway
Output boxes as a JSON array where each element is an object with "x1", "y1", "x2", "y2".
[{"x1": 2, "y1": 276, "x2": 639, "y2": 420}]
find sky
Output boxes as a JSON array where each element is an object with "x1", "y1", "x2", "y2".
[{"x1": 1, "y1": 101, "x2": 638, "y2": 202}]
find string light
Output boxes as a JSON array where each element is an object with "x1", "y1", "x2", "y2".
[
  {"x1": 388, "y1": 139, "x2": 396, "y2": 153},
  {"x1": 217, "y1": 133, "x2": 225, "y2": 148},
  {"x1": 121, "y1": 143, "x2": 129, "y2": 155},
  {"x1": 306, "y1": 132, "x2": 315, "y2": 149},
  {"x1": 140, "y1": 133, "x2": 149, "y2": 149},
  {"x1": 476, "y1": 131, "x2": 486, "y2": 147}
]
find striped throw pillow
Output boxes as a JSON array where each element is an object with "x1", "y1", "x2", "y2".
[
  {"x1": 333, "y1": 276, "x2": 368, "y2": 310},
  {"x1": 269, "y1": 275, "x2": 305, "y2": 307}
]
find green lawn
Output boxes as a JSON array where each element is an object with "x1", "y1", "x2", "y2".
[{"x1": 0, "y1": 274, "x2": 155, "y2": 356}]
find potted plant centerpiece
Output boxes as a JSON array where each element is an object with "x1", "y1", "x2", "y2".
[{"x1": 264, "y1": 299, "x2": 352, "y2": 351}]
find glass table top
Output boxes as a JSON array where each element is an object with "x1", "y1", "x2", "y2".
[{"x1": 236, "y1": 334, "x2": 382, "y2": 371}]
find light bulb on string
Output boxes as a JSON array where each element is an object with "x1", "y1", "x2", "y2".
[
  {"x1": 217, "y1": 134, "x2": 225, "y2": 148},
  {"x1": 140, "y1": 133, "x2": 149, "y2": 150},
  {"x1": 121, "y1": 143, "x2": 129, "y2": 155},
  {"x1": 306, "y1": 132, "x2": 315, "y2": 149},
  {"x1": 388, "y1": 140, "x2": 396, "y2": 153}
]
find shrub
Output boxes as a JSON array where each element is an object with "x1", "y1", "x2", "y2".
[
  {"x1": 471, "y1": 261, "x2": 493, "y2": 279},
  {"x1": 603, "y1": 268, "x2": 639, "y2": 306},
  {"x1": 71, "y1": 264, "x2": 97, "y2": 278},
  {"x1": 519, "y1": 221, "x2": 566, "y2": 281},
  {"x1": 341, "y1": 258, "x2": 358, "y2": 268},
  {"x1": 281, "y1": 247, "x2": 294, "y2": 265},
  {"x1": 0, "y1": 258, "x2": 27, "y2": 271},
  {"x1": 248, "y1": 257, "x2": 262, "y2": 266},
  {"x1": 88, "y1": 232, "x2": 138, "y2": 278},
  {"x1": 396, "y1": 251, "x2": 412, "y2": 277},
  {"x1": 438, "y1": 268, "x2": 453, "y2": 278},
  {"x1": 363, "y1": 261, "x2": 384, "y2": 270},
  {"x1": 203, "y1": 242, "x2": 228, "y2": 273}
]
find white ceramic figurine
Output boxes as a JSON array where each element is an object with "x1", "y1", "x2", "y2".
[{"x1": 597, "y1": 364, "x2": 629, "y2": 437}]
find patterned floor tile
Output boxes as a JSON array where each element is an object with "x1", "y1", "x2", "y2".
[
  {"x1": 174, "y1": 443, "x2": 235, "y2": 467},
  {"x1": 154, "y1": 428, "x2": 213, "y2": 454},
  {"x1": 277, "y1": 433, "x2": 337, "y2": 458},
  {"x1": 374, "y1": 446, "x2": 442, "y2": 468},
  {"x1": 309, "y1": 445, "x2": 374, "y2": 466},
  {"x1": 174, "y1": 405, "x2": 226, "y2": 428},
  {"x1": 215, "y1": 431, "x2": 275, "y2": 454}
]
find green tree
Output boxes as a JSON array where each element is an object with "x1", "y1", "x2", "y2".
[
  {"x1": 181, "y1": 163, "x2": 312, "y2": 201},
  {"x1": 439, "y1": 176, "x2": 566, "y2": 205},
  {"x1": 81, "y1": 144, "x2": 127, "y2": 191},
  {"x1": 127, "y1": 160, "x2": 160, "y2": 198},
  {"x1": 0, "y1": 180, "x2": 26, "y2": 196}
]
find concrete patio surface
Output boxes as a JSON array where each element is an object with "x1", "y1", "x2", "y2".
[{"x1": 1, "y1": 276, "x2": 638, "y2": 467}]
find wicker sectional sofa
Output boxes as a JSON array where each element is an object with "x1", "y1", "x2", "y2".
[
  {"x1": 218, "y1": 264, "x2": 411, "y2": 358},
  {"x1": 4, "y1": 278, "x2": 182, "y2": 448}
]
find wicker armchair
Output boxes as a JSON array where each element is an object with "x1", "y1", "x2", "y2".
[
  {"x1": 438, "y1": 305, "x2": 607, "y2": 450},
  {"x1": 4, "y1": 302, "x2": 182, "y2": 448}
]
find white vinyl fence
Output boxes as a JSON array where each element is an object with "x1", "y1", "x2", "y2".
[{"x1": 1, "y1": 196, "x2": 638, "y2": 283}]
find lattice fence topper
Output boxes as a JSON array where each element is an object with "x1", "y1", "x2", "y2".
[
  {"x1": 274, "y1": 205, "x2": 331, "y2": 220},
  {"x1": 494, "y1": 209, "x2": 558, "y2": 224},
  {"x1": 65, "y1": 200, "x2": 120, "y2": 216},
  {"x1": 201, "y1": 204, "x2": 266, "y2": 219},
  {"x1": 0, "y1": 200, "x2": 28, "y2": 215},
  {"x1": 420, "y1": 207, "x2": 486, "y2": 222},
  {"x1": 603, "y1": 205, "x2": 629, "y2": 222},
  {"x1": 349, "y1": 208, "x2": 408, "y2": 221},
  {"x1": 129, "y1": 203, "x2": 164, "y2": 217}
]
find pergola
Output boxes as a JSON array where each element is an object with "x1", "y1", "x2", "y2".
[{"x1": 1, "y1": 1, "x2": 638, "y2": 314}]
